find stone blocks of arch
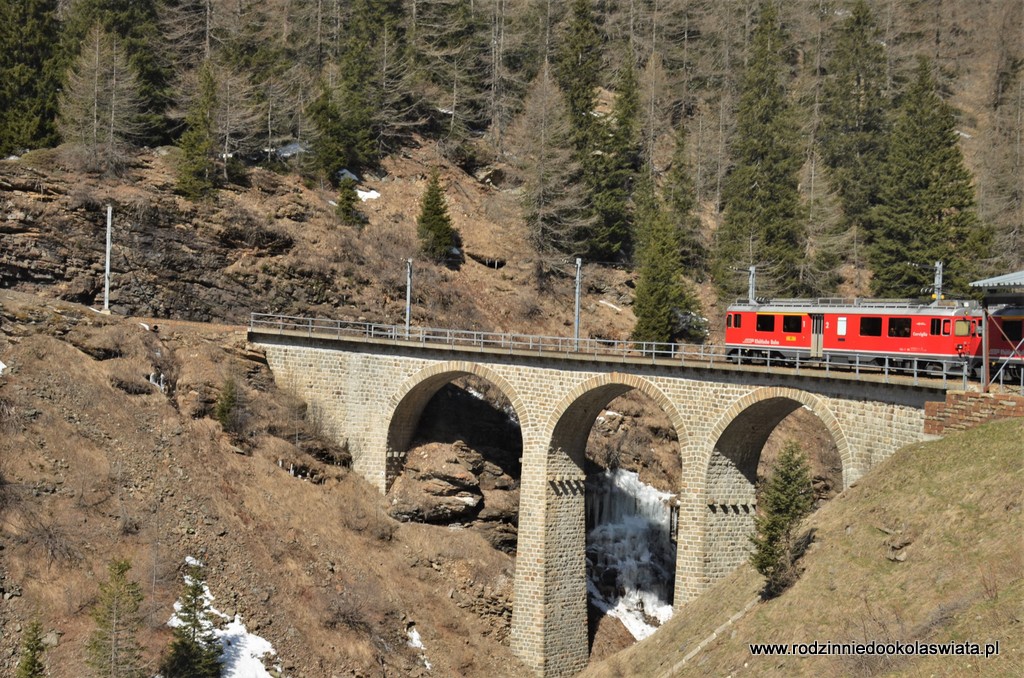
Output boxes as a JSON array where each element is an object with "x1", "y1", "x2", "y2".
[{"x1": 254, "y1": 339, "x2": 927, "y2": 677}]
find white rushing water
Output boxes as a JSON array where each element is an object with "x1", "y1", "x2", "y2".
[{"x1": 586, "y1": 468, "x2": 676, "y2": 640}]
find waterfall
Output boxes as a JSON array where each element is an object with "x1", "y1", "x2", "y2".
[{"x1": 586, "y1": 468, "x2": 676, "y2": 640}]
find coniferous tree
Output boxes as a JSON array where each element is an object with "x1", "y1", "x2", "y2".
[
  {"x1": 588, "y1": 59, "x2": 641, "y2": 261},
  {"x1": 749, "y1": 441, "x2": 813, "y2": 599},
  {"x1": 59, "y1": 0, "x2": 170, "y2": 143},
  {"x1": 417, "y1": 170, "x2": 460, "y2": 263},
  {"x1": 713, "y1": 1, "x2": 807, "y2": 300},
  {"x1": 58, "y1": 26, "x2": 146, "y2": 174},
  {"x1": 632, "y1": 173, "x2": 705, "y2": 344},
  {"x1": 555, "y1": 0, "x2": 602, "y2": 155},
  {"x1": 508, "y1": 62, "x2": 592, "y2": 255},
  {"x1": 665, "y1": 120, "x2": 706, "y2": 275},
  {"x1": 870, "y1": 58, "x2": 988, "y2": 297},
  {"x1": 87, "y1": 559, "x2": 145, "y2": 678},
  {"x1": 160, "y1": 562, "x2": 222, "y2": 678},
  {"x1": 336, "y1": 177, "x2": 365, "y2": 226},
  {"x1": 15, "y1": 619, "x2": 46, "y2": 678},
  {"x1": 177, "y1": 60, "x2": 218, "y2": 199},
  {"x1": 819, "y1": 0, "x2": 890, "y2": 284},
  {"x1": 0, "y1": 0, "x2": 62, "y2": 155}
]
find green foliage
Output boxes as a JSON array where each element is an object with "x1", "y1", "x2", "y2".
[
  {"x1": 160, "y1": 562, "x2": 222, "y2": 678},
  {"x1": 555, "y1": 0, "x2": 601, "y2": 150},
  {"x1": 632, "y1": 174, "x2": 705, "y2": 344},
  {"x1": 307, "y1": 81, "x2": 376, "y2": 187},
  {"x1": 713, "y1": 1, "x2": 808, "y2": 300},
  {"x1": 15, "y1": 619, "x2": 46, "y2": 678},
  {"x1": 416, "y1": 171, "x2": 460, "y2": 263},
  {"x1": 215, "y1": 377, "x2": 238, "y2": 432},
  {"x1": 749, "y1": 442, "x2": 813, "y2": 598},
  {"x1": 177, "y1": 61, "x2": 218, "y2": 200},
  {"x1": 87, "y1": 559, "x2": 145, "y2": 678},
  {"x1": 0, "y1": 0, "x2": 62, "y2": 155},
  {"x1": 336, "y1": 177, "x2": 365, "y2": 226},
  {"x1": 870, "y1": 58, "x2": 989, "y2": 297},
  {"x1": 665, "y1": 121, "x2": 706, "y2": 275}
]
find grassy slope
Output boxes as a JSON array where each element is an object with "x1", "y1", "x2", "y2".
[{"x1": 584, "y1": 418, "x2": 1024, "y2": 678}]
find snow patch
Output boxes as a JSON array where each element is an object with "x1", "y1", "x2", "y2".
[
  {"x1": 599, "y1": 299, "x2": 622, "y2": 312},
  {"x1": 0, "y1": 360, "x2": 6, "y2": 376},
  {"x1": 407, "y1": 626, "x2": 432, "y2": 671},
  {"x1": 357, "y1": 189, "x2": 380, "y2": 201}
]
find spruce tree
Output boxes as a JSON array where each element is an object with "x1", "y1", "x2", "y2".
[
  {"x1": 0, "y1": 0, "x2": 62, "y2": 155},
  {"x1": 336, "y1": 177, "x2": 365, "y2": 227},
  {"x1": 177, "y1": 60, "x2": 218, "y2": 200},
  {"x1": 15, "y1": 619, "x2": 46, "y2": 678},
  {"x1": 819, "y1": 0, "x2": 890, "y2": 282},
  {"x1": 554, "y1": 0, "x2": 602, "y2": 153},
  {"x1": 870, "y1": 58, "x2": 988, "y2": 297},
  {"x1": 87, "y1": 559, "x2": 145, "y2": 678},
  {"x1": 665, "y1": 120, "x2": 706, "y2": 275},
  {"x1": 160, "y1": 562, "x2": 222, "y2": 678},
  {"x1": 632, "y1": 173, "x2": 705, "y2": 345},
  {"x1": 749, "y1": 441, "x2": 813, "y2": 599},
  {"x1": 417, "y1": 171, "x2": 460, "y2": 263},
  {"x1": 713, "y1": 1, "x2": 807, "y2": 300}
]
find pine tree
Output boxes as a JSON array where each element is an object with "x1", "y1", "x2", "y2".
[
  {"x1": 15, "y1": 619, "x2": 46, "y2": 678},
  {"x1": 0, "y1": 0, "x2": 62, "y2": 155},
  {"x1": 555, "y1": 0, "x2": 601, "y2": 152},
  {"x1": 870, "y1": 58, "x2": 989, "y2": 297},
  {"x1": 713, "y1": 1, "x2": 807, "y2": 300},
  {"x1": 819, "y1": 0, "x2": 890, "y2": 284},
  {"x1": 417, "y1": 170, "x2": 460, "y2": 263},
  {"x1": 57, "y1": 25, "x2": 146, "y2": 174},
  {"x1": 749, "y1": 441, "x2": 813, "y2": 599},
  {"x1": 87, "y1": 559, "x2": 145, "y2": 678},
  {"x1": 177, "y1": 60, "x2": 218, "y2": 200},
  {"x1": 160, "y1": 562, "x2": 222, "y2": 678},
  {"x1": 631, "y1": 173, "x2": 705, "y2": 344}
]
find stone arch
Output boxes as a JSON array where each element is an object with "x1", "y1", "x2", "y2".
[
  {"x1": 533, "y1": 372, "x2": 688, "y2": 667},
  {"x1": 544, "y1": 372, "x2": 689, "y2": 475},
  {"x1": 696, "y1": 386, "x2": 852, "y2": 590},
  {"x1": 384, "y1": 361, "x2": 528, "y2": 485}
]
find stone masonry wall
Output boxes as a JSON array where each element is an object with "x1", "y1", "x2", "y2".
[
  {"x1": 253, "y1": 335, "x2": 932, "y2": 677},
  {"x1": 924, "y1": 391, "x2": 1024, "y2": 434}
]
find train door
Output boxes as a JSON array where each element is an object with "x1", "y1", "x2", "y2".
[{"x1": 811, "y1": 314, "x2": 824, "y2": 358}]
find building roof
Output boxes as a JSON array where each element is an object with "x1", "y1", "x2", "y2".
[{"x1": 970, "y1": 270, "x2": 1024, "y2": 289}]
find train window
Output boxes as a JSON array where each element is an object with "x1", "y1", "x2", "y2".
[
  {"x1": 943, "y1": 319, "x2": 951, "y2": 335},
  {"x1": 782, "y1": 315, "x2": 802, "y2": 333},
  {"x1": 860, "y1": 317, "x2": 882, "y2": 337},
  {"x1": 930, "y1": 318, "x2": 941, "y2": 335},
  {"x1": 726, "y1": 314, "x2": 733, "y2": 328},
  {"x1": 954, "y1": 320, "x2": 970, "y2": 336},
  {"x1": 888, "y1": 318, "x2": 911, "y2": 338},
  {"x1": 1005, "y1": 320, "x2": 1023, "y2": 342},
  {"x1": 837, "y1": 317, "x2": 847, "y2": 336},
  {"x1": 735, "y1": 314, "x2": 742, "y2": 328},
  {"x1": 756, "y1": 315, "x2": 776, "y2": 332}
]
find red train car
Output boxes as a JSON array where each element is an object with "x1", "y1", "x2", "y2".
[{"x1": 724, "y1": 299, "x2": 984, "y2": 375}]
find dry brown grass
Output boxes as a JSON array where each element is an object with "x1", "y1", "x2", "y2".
[{"x1": 584, "y1": 418, "x2": 1024, "y2": 678}]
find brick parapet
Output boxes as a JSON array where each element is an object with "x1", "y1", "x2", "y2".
[{"x1": 924, "y1": 391, "x2": 1024, "y2": 435}]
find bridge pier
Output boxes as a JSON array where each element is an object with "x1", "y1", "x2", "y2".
[{"x1": 251, "y1": 329, "x2": 935, "y2": 677}]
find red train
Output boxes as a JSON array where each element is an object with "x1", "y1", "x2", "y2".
[{"x1": 724, "y1": 298, "x2": 1024, "y2": 379}]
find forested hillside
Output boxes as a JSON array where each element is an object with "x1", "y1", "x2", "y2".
[{"x1": 1, "y1": 0, "x2": 1021, "y2": 340}]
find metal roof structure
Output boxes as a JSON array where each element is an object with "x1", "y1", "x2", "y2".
[{"x1": 970, "y1": 270, "x2": 1024, "y2": 290}]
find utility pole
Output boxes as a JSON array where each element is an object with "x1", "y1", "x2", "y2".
[
  {"x1": 405, "y1": 258, "x2": 413, "y2": 338},
  {"x1": 932, "y1": 260, "x2": 943, "y2": 304},
  {"x1": 574, "y1": 258, "x2": 582, "y2": 350},
  {"x1": 748, "y1": 266, "x2": 757, "y2": 304},
  {"x1": 103, "y1": 204, "x2": 112, "y2": 313}
]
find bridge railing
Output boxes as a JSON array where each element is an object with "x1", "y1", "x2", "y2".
[{"x1": 248, "y1": 312, "x2": 988, "y2": 389}]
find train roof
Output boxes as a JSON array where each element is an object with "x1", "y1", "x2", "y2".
[{"x1": 727, "y1": 298, "x2": 979, "y2": 316}]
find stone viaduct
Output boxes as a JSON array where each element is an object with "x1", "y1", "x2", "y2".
[{"x1": 248, "y1": 322, "x2": 948, "y2": 677}]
